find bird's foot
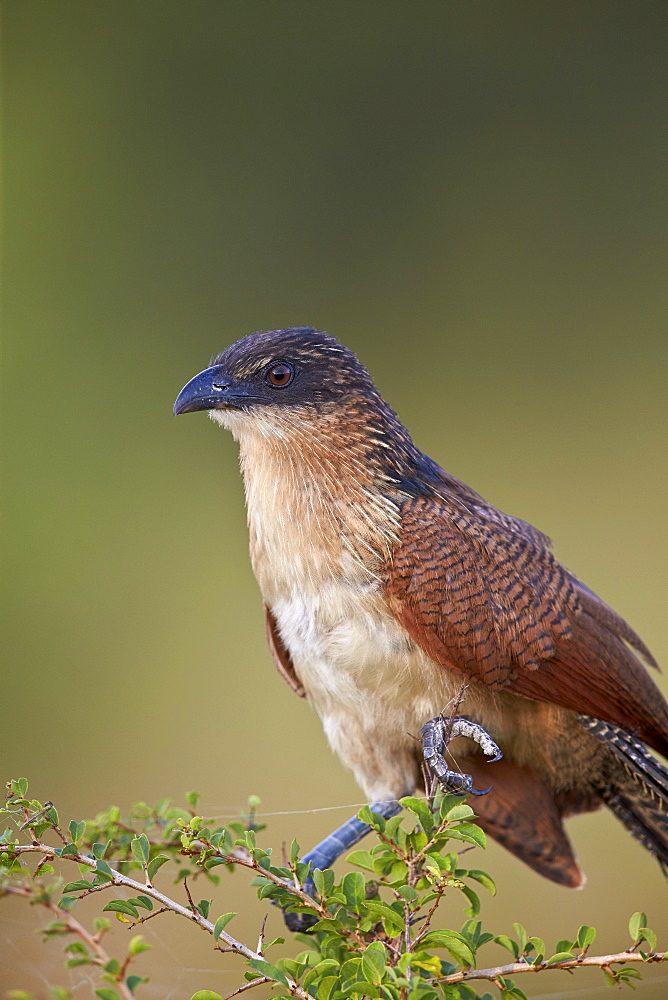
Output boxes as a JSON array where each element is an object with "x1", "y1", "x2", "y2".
[
  {"x1": 282, "y1": 908, "x2": 319, "y2": 933},
  {"x1": 421, "y1": 715, "x2": 502, "y2": 796}
]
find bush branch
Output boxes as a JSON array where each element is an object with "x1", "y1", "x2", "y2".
[
  {"x1": 440, "y1": 949, "x2": 666, "y2": 985},
  {"x1": 7, "y1": 842, "x2": 312, "y2": 999}
]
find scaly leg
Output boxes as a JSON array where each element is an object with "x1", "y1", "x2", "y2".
[{"x1": 283, "y1": 798, "x2": 402, "y2": 932}]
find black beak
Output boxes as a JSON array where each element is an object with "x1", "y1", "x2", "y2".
[{"x1": 173, "y1": 365, "x2": 258, "y2": 416}]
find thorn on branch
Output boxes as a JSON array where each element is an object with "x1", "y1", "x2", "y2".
[
  {"x1": 257, "y1": 912, "x2": 268, "y2": 956},
  {"x1": 183, "y1": 875, "x2": 198, "y2": 918}
]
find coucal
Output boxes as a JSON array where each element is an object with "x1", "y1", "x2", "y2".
[{"x1": 174, "y1": 327, "x2": 668, "y2": 890}]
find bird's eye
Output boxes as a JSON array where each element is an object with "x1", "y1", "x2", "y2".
[{"x1": 265, "y1": 362, "x2": 294, "y2": 388}]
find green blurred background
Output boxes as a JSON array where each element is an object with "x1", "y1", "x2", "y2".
[{"x1": 3, "y1": 1, "x2": 667, "y2": 996}]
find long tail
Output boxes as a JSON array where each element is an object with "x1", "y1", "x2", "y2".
[{"x1": 579, "y1": 715, "x2": 668, "y2": 872}]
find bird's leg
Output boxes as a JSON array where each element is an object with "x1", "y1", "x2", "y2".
[
  {"x1": 282, "y1": 798, "x2": 402, "y2": 932},
  {"x1": 283, "y1": 719, "x2": 501, "y2": 931},
  {"x1": 421, "y1": 715, "x2": 502, "y2": 796}
]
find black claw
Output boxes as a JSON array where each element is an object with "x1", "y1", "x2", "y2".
[
  {"x1": 469, "y1": 784, "x2": 492, "y2": 796},
  {"x1": 488, "y1": 751, "x2": 503, "y2": 763}
]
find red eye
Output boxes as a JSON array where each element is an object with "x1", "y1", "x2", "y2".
[{"x1": 266, "y1": 363, "x2": 294, "y2": 387}]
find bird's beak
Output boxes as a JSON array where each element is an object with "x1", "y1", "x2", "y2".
[{"x1": 173, "y1": 365, "x2": 258, "y2": 415}]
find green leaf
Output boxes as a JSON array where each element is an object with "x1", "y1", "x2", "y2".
[
  {"x1": 125, "y1": 976, "x2": 149, "y2": 994},
  {"x1": 576, "y1": 925, "x2": 596, "y2": 950},
  {"x1": 103, "y1": 900, "x2": 139, "y2": 918},
  {"x1": 129, "y1": 896, "x2": 153, "y2": 912},
  {"x1": 546, "y1": 951, "x2": 575, "y2": 965},
  {"x1": 419, "y1": 930, "x2": 475, "y2": 966},
  {"x1": 363, "y1": 901, "x2": 404, "y2": 936},
  {"x1": 11, "y1": 778, "x2": 29, "y2": 798},
  {"x1": 185, "y1": 791, "x2": 200, "y2": 809},
  {"x1": 68, "y1": 820, "x2": 86, "y2": 843},
  {"x1": 527, "y1": 936, "x2": 545, "y2": 962},
  {"x1": 446, "y1": 823, "x2": 486, "y2": 849},
  {"x1": 95, "y1": 991, "x2": 120, "y2": 1000},
  {"x1": 312, "y1": 867, "x2": 336, "y2": 896},
  {"x1": 189, "y1": 993, "x2": 223, "y2": 1000},
  {"x1": 247, "y1": 959, "x2": 289, "y2": 986},
  {"x1": 62, "y1": 881, "x2": 92, "y2": 893},
  {"x1": 302, "y1": 960, "x2": 338, "y2": 992},
  {"x1": 618, "y1": 969, "x2": 642, "y2": 982},
  {"x1": 444, "y1": 803, "x2": 475, "y2": 822},
  {"x1": 346, "y1": 850, "x2": 377, "y2": 873},
  {"x1": 196, "y1": 898, "x2": 211, "y2": 919},
  {"x1": 465, "y1": 869, "x2": 496, "y2": 895},
  {"x1": 348, "y1": 982, "x2": 381, "y2": 997},
  {"x1": 341, "y1": 870, "x2": 366, "y2": 911},
  {"x1": 256, "y1": 881, "x2": 278, "y2": 900},
  {"x1": 104, "y1": 958, "x2": 121, "y2": 974},
  {"x1": 43, "y1": 806, "x2": 59, "y2": 827},
  {"x1": 513, "y1": 924, "x2": 528, "y2": 950},
  {"x1": 146, "y1": 854, "x2": 169, "y2": 880},
  {"x1": 316, "y1": 978, "x2": 339, "y2": 1000},
  {"x1": 361, "y1": 943, "x2": 386, "y2": 984},
  {"x1": 640, "y1": 927, "x2": 657, "y2": 951},
  {"x1": 357, "y1": 805, "x2": 376, "y2": 826},
  {"x1": 66, "y1": 942, "x2": 88, "y2": 956},
  {"x1": 399, "y1": 795, "x2": 433, "y2": 831},
  {"x1": 628, "y1": 912, "x2": 647, "y2": 941},
  {"x1": 129, "y1": 934, "x2": 151, "y2": 955},
  {"x1": 213, "y1": 912, "x2": 237, "y2": 941},
  {"x1": 131, "y1": 834, "x2": 150, "y2": 865},
  {"x1": 339, "y1": 956, "x2": 362, "y2": 987},
  {"x1": 461, "y1": 883, "x2": 481, "y2": 917},
  {"x1": 96, "y1": 859, "x2": 114, "y2": 878},
  {"x1": 385, "y1": 859, "x2": 409, "y2": 883},
  {"x1": 395, "y1": 884, "x2": 418, "y2": 902},
  {"x1": 92, "y1": 842, "x2": 110, "y2": 859},
  {"x1": 494, "y1": 935, "x2": 520, "y2": 959},
  {"x1": 555, "y1": 938, "x2": 573, "y2": 954}
]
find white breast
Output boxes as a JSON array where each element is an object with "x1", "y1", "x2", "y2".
[{"x1": 270, "y1": 571, "x2": 473, "y2": 799}]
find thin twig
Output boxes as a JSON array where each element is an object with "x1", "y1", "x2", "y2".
[
  {"x1": 133, "y1": 905, "x2": 171, "y2": 926},
  {"x1": 18, "y1": 802, "x2": 54, "y2": 832},
  {"x1": 412, "y1": 884, "x2": 446, "y2": 949},
  {"x1": 441, "y1": 683, "x2": 469, "y2": 746},
  {"x1": 440, "y1": 950, "x2": 666, "y2": 985},
  {"x1": 183, "y1": 875, "x2": 199, "y2": 919},
  {"x1": 224, "y1": 977, "x2": 271, "y2": 999}
]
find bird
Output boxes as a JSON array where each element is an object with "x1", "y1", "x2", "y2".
[{"x1": 174, "y1": 326, "x2": 668, "y2": 893}]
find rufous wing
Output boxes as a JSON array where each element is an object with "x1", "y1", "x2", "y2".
[
  {"x1": 385, "y1": 494, "x2": 668, "y2": 755},
  {"x1": 264, "y1": 605, "x2": 306, "y2": 698}
]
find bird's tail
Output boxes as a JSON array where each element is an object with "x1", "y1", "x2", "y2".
[{"x1": 579, "y1": 715, "x2": 668, "y2": 872}]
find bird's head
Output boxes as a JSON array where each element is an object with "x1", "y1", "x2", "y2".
[{"x1": 173, "y1": 327, "x2": 386, "y2": 440}]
